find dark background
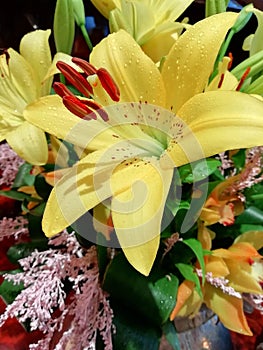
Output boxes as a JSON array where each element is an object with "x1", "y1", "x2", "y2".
[{"x1": 0, "y1": 0, "x2": 261, "y2": 63}]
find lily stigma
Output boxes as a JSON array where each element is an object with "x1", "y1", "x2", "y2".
[{"x1": 24, "y1": 12, "x2": 263, "y2": 276}]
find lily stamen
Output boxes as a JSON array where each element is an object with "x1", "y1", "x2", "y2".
[
  {"x1": 53, "y1": 82, "x2": 75, "y2": 98},
  {"x1": 96, "y1": 68, "x2": 120, "y2": 102},
  {"x1": 63, "y1": 95, "x2": 97, "y2": 120},
  {"x1": 227, "y1": 52, "x2": 233, "y2": 70},
  {"x1": 236, "y1": 67, "x2": 251, "y2": 91},
  {"x1": 217, "y1": 73, "x2": 225, "y2": 88},
  {"x1": 72, "y1": 57, "x2": 98, "y2": 75},
  {"x1": 56, "y1": 61, "x2": 93, "y2": 97}
]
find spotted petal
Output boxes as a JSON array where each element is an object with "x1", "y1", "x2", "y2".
[
  {"x1": 89, "y1": 30, "x2": 166, "y2": 106},
  {"x1": 24, "y1": 95, "x2": 125, "y2": 152},
  {"x1": 160, "y1": 91, "x2": 263, "y2": 168},
  {"x1": 111, "y1": 158, "x2": 173, "y2": 275}
]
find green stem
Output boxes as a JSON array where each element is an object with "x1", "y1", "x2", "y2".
[{"x1": 80, "y1": 23, "x2": 93, "y2": 52}]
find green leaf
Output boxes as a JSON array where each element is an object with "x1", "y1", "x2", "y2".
[
  {"x1": 182, "y1": 239, "x2": 205, "y2": 285},
  {"x1": 162, "y1": 321, "x2": 180, "y2": 350},
  {"x1": 112, "y1": 304, "x2": 161, "y2": 350},
  {"x1": 231, "y1": 149, "x2": 246, "y2": 171},
  {"x1": 0, "y1": 277, "x2": 24, "y2": 304},
  {"x1": 235, "y1": 206, "x2": 263, "y2": 225},
  {"x1": 178, "y1": 159, "x2": 221, "y2": 184},
  {"x1": 34, "y1": 174, "x2": 53, "y2": 200},
  {"x1": 0, "y1": 190, "x2": 40, "y2": 202},
  {"x1": 53, "y1": 0, "x2": 75, "y2": 54},
  {"x1": 103, "y1": 253, "x2": 178, "y2": 326},
  {"x1": 12, "y1": 163, "x2": 35, "y2": 188},
  {"x1": 175, "y1": 263, "x2": 202, "y2": 297},
  {"x1": 96, "y1": 233, "x2": 109, "y2": 276},
  {"x1": 240, "y1": 224, "x2": 263, "y2": 233},
  {"x1": 21, "y1": 202, "x2": 46, "y2": 216}
]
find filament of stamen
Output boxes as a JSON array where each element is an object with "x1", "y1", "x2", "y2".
[
  {"x1": 236, "y1": 67, "x2": 251, "y2": 91},
  {"x1": 217, "y1": 73, "x2": 225, "y2": 88}
]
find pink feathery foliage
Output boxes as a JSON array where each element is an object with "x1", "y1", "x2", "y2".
[
  {"x1": 0, "y1": 143, "x2": 24, "y2": 186},
  {"x1": 0, "y1": 216, "x2": 29, "y2": 241},
  {"x1": 0, "y1": 231, "x2": 113, "y2": 350},
  {"x1": 237, "y1": 146, "x2": 263, "y2": 191},
  {"x1": 219, "y1": 146, "x2": 263, "y2": 199},
  {"x1": 216, "y1": 152, "x2": 234, "y2": 175}
]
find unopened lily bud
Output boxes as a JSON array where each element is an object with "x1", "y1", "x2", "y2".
[{"x1": 72, "y1": 0, "x2": 86, "y2": 26}]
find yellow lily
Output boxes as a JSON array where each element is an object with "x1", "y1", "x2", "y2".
[
  {"x1": 24, "y1": 13, "x2": 263, "y2": 276},
  {"x1": 106, "y1": 0, "x2": 194, "y2": 62},
  {"x1": 90, "y1": 0, "x2": 120, "y2": 19},
  {"x1": 171, "y1": 229, "x2": 263, "y2": 335},
  {"x1": 0, "y1": 30, "x2": 74, "y2": 165}
]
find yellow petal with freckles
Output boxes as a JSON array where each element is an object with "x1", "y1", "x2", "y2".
[
  {"x1": 204, "y1": 284, "x2": 252, "y2": 335},
  {"x1": 43, "y1": 145, "x2": 156, "y2": 236},
  {"x1": 161, "y1": 91, "x2": 263, "y2": 168},
  {"x1": 90, "y1": 30, "x2": 166, "y2": 106},
  {"x1": 161, "y1": 12, "x2": 238, "y2": 112},
  {"x1": 42, "y1": 163, "x2": 112, "y2": 237},
  {"x1": 24, "y1": 95, "x2": 122, "y2": 152},
  {"x1": 111, "y1": 158, "x2": 173, "y2": 275},
  {"x1": 6, "y1": 121, "x2": 48, "y2": 165}
]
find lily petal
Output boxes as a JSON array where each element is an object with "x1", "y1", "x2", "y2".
[
  {"x1": 226, "y1": 260, "x2": 262, "y2": 294},
  {"x1": 19, "y1": 29, "x2": 52, "y2": 95},
  {"x1": 170, "y1": 280, "x2": 196, "y2": 320},
  {"x1": 6, "y1": 121, "x2": 48, "y2": 165},
  {"x1": 89, "y1": 30, "x2": 166, "y2": 106},
  {"x1": 204, "y1": 283, "x2": 252, "y2": 335},
  {"x1": 43, "y1": 146, "x2": 154, "y2": 236},
  {"x1": 111, "y1": 158, "x2": 173, "y2": 275},
  {"x1": 161, "y1": 91, "x2": 263, "y2": 168},
  {"x1": 7, "y1": 48, "x2": 39, "y2": 103},
  {"x1": 161, "y1": 12, "x2": 238, "y2": 112},
  {"x1": 205, "y1": 256, "x2": 229, "y2": 277},
  {"x1": 90, "y1": 0, "x2": 119, "y2": 18},
  {"x1": 24, "y1": 95, "x2": 123, "y2": 152},
  {"x1": 234, "y1": 230, "x2": 263, "y2": 250}
]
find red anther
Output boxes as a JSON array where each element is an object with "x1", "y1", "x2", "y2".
[
  {"x1": 72, "y1": 57, "x2": 98, "y2": 75},
  {"x1": 82, "y1": 99, "x2": 109, "y2": 121},
  {"x1": 217, "y1": 73, "x2": 225, "y2": 88},
  {"x1": 82, "y1": 99, "x2": 102, "y2": 110},
  {"x1": 236, "y1": 67, "x2": 251, "y2": 91},
  {"x1": 248, "y1": 257, "x2": 254, "y2": 266},
  {"x1": 228, "y1": 52, "x2": 233, "y2": 70},
  {"x1": 97, "y1": 68, "x2": 120, "y2": 102},
  {"x1": 53, "y1": 82, "x2": 75, "y2": 98},
  {"x1": 56, "y1": 61, "x2": 93, "y2": 97},
  {"x1": 63, "y1": 95, "x2": 97, "y2": 120}
]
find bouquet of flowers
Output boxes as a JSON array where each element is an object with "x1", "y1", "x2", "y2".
[{"x1": 0, "y1": 0, "x2": 263, "y2": 349}]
